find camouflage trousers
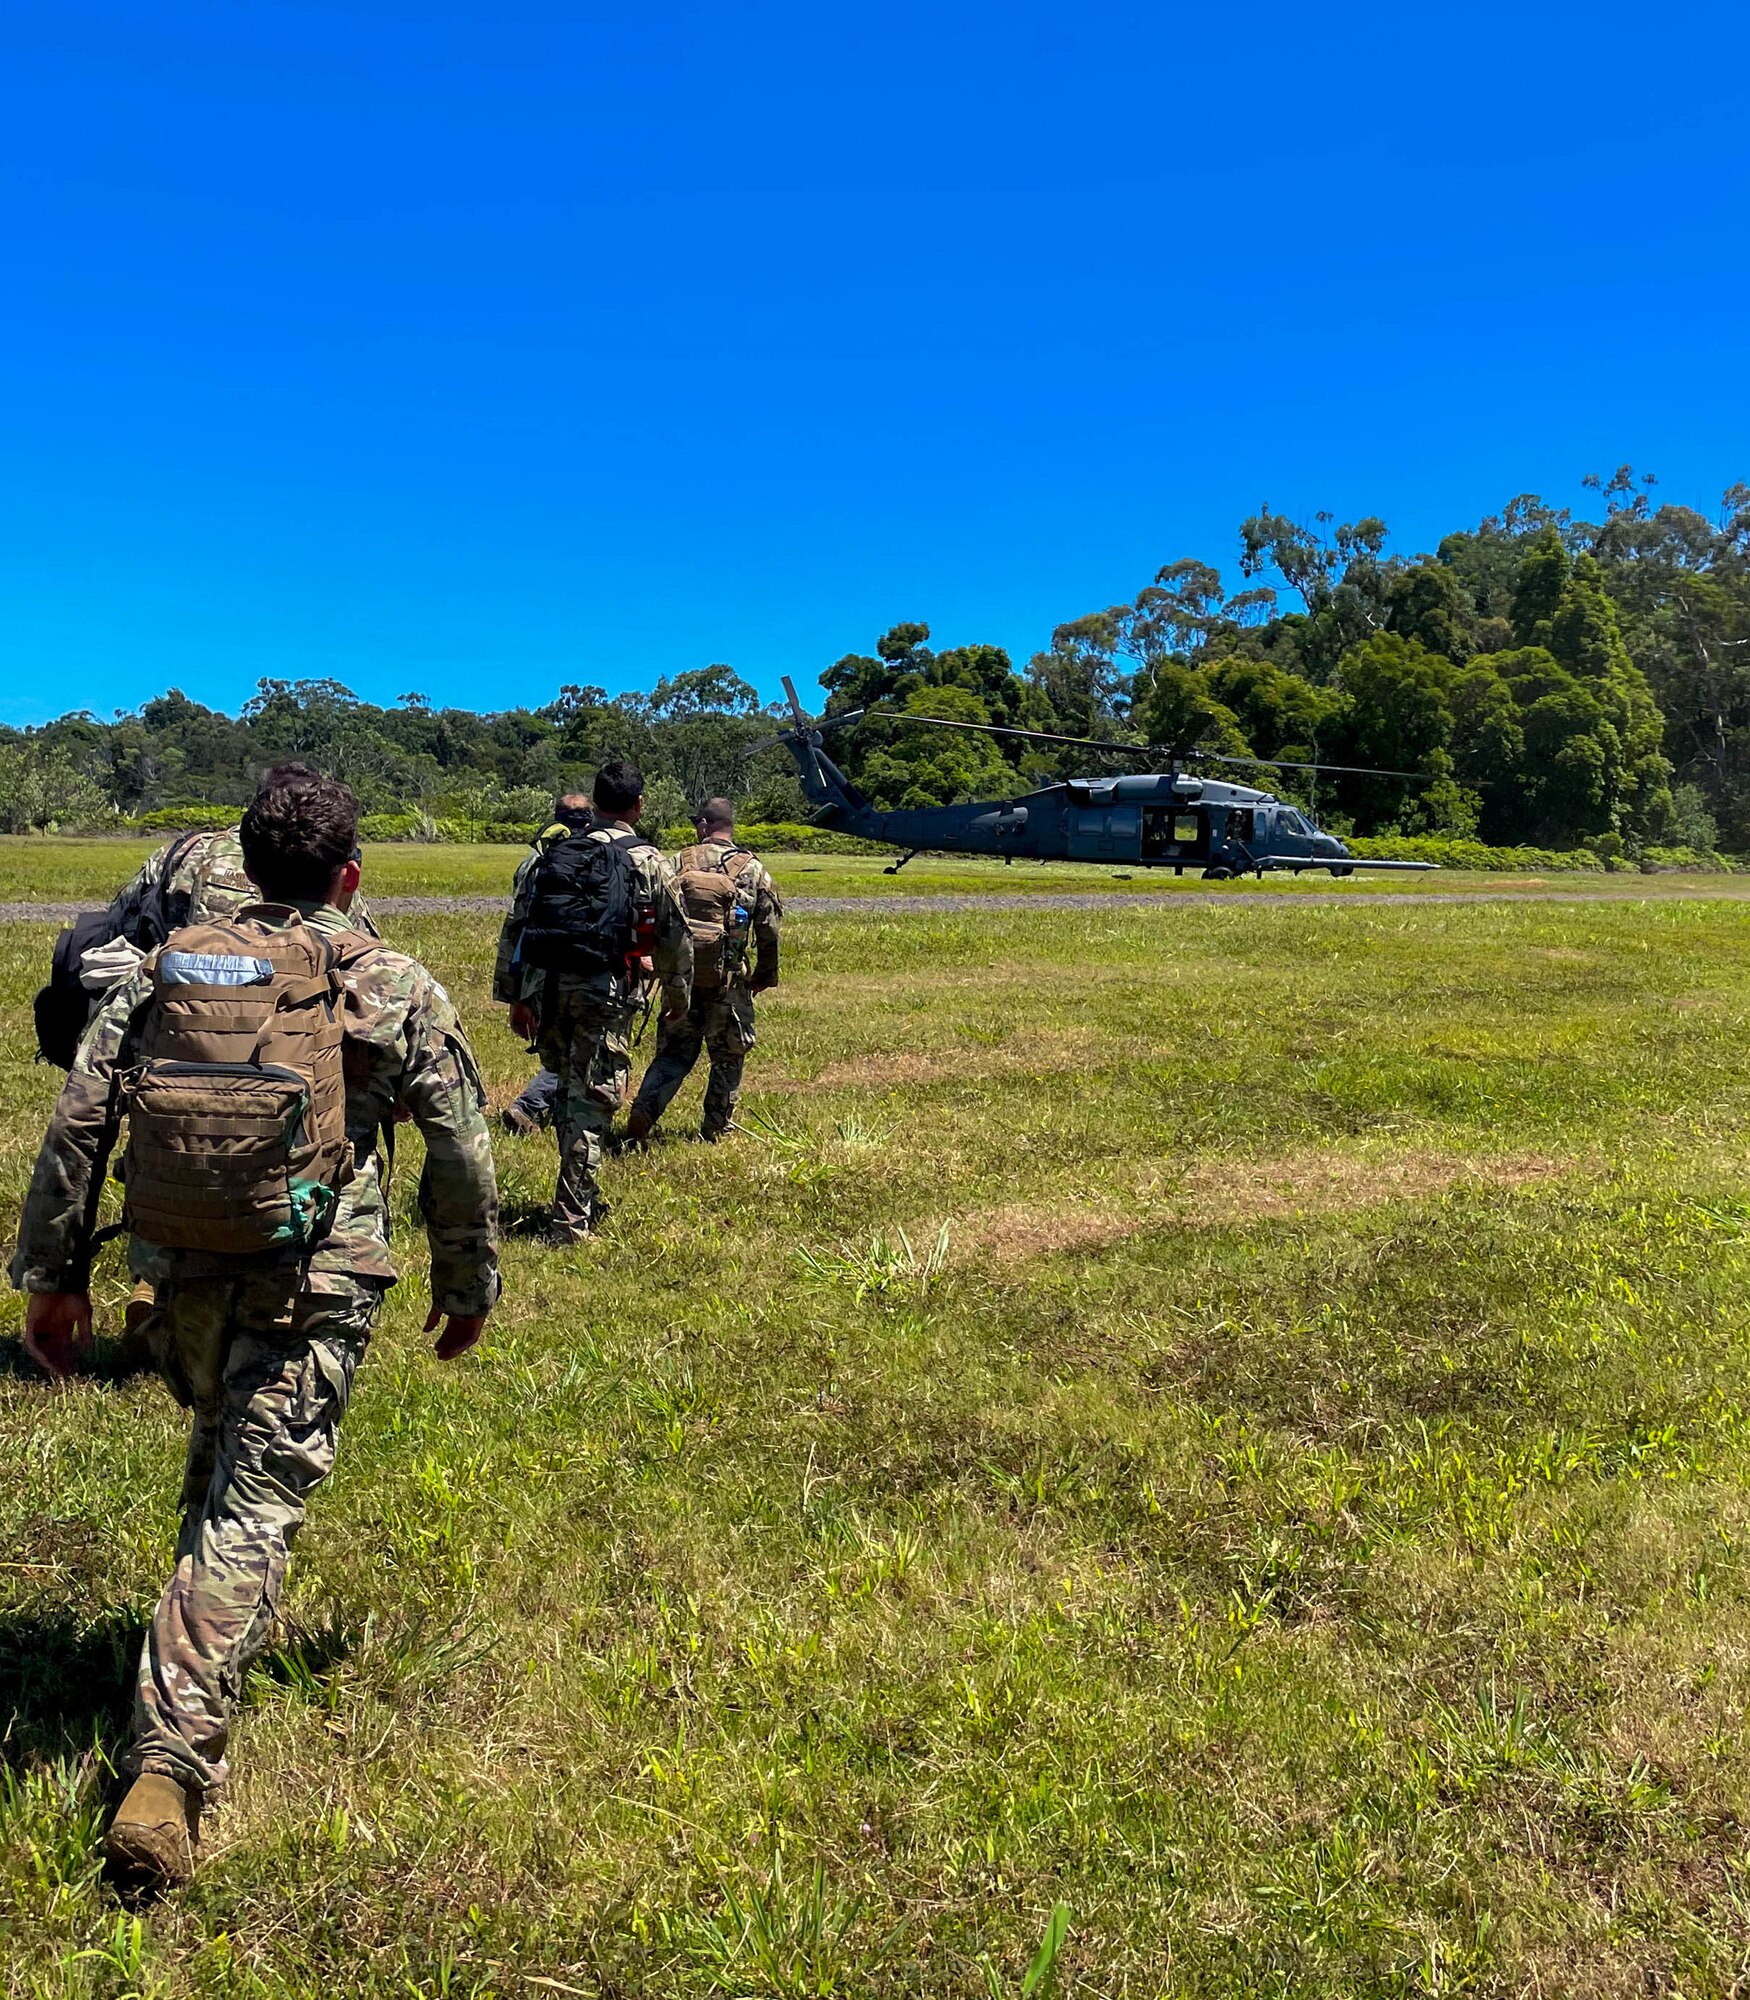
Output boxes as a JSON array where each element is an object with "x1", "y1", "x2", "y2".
[
  {"x1": 131, "y1": 1272, "x2": 381, "y2": 1796},
  {"x1": 536, "y1": 995, "x2": 637, "y2": 1235},
  {"x1": 631, "y1": 985, "x2": 756, "y2": 1141}
]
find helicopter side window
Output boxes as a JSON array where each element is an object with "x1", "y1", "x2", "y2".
[
  {"x1": 1173, "y1": 814, "x2": 1200, "y2": 843},
  {"x1": 1229, "y1": 809, "x2": 1254, "y2": 842}
]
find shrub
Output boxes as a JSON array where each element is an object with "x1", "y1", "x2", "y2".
[
  {"x1": 1640, "y1": 844, "x2": 1739, "y2": 873},
  {"x1": 133, "y1": 804, "x2": 238, "y2": 832},
  {"x1": 343, "y1": 813, "x2": 890, "y2": 852},
  {"x1": 735, "y1": 821, "x2": 889, "y2": 855},
  {"x1": 1345, "y1": 834, "x2": 1607, "y2": 872},
  {"x1": 1665, "y1": 782, "x2": 1720, "y2": 852},
  {"x1": 357, "y1": 811, "x2": 429, "y2": 843}
]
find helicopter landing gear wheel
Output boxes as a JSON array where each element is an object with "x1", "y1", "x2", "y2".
[
  {"x1": 1202, "y1": 865, "x2": 1234, "y2": 881},
  {"x1": 1331, "y1": 865, "x2": 1354, "y2": 878}
]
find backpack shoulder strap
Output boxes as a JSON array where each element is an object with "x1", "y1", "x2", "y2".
[
  {"x1": 326, "y1": 926, "x2": 379, "y2": 969},
  {"x1": 144, "y1": 829, "x2": 212, "y2": 945}
]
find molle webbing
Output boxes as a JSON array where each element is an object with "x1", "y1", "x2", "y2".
[
  {"x1": 674, "y1": 846, "x2": 754, "y2": 989},
  {"x1": 120, "y1": 917, "x2": 362, "y2": 1258}
]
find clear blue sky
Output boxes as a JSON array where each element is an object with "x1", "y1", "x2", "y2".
[{"x1": 3, "y1": 0, "x2": 1747, "y2": 727}]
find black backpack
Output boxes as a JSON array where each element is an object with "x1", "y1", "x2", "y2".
[
  {"x1": 519, "y1": 828, "x2": 641, "y2": 978},
  {"x1": 33, "y1": 832, "x2": 206, "y2": 1068}
]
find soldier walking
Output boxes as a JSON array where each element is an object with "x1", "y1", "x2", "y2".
[
  {"x1": 625, "y1": 798, "x2": 782, "y2": 1146},
  {"x1": 493, "y1": 790, "x2": 593, "y2": 1137},
  {"x1": 31, "y1": 763, "x2": 387, "y2": 1372},
  {"x1": 10, "y1": 769, "x2": 500, "y2": 1889},
  {"x1": 495, "y1": 760, "x2": 690, "y2": 1241}
]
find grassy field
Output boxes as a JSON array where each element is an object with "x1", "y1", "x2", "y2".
[
  {"x1": 6, "y1": 857, "x2": 1750, "y2": 1994},
  {"x1": 0, "y1": 834, "x2": 1690, "y2": 903}
]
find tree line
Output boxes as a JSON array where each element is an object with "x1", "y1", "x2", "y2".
[{"x1": 4, "y1": 469, "x2": 1747, "y2": 853}]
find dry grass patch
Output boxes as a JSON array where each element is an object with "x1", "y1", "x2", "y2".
[
  {"x1": 958, "y1": 1202, "x2": 1146, "y2": 1268},
  {"x1": 956, "y1": 1148, "x2": 1573, "y2": 1268},
  {"x1": 1197, "y1": 1145, "x2": 1567, "y2": 1221}
]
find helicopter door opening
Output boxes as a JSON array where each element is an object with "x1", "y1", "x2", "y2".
[{"x1": 1141, "y1": 805, "x2": 1210, "y2": 864}]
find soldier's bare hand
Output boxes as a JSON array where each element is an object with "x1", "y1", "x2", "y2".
[
  {"x1": 23, "y1": 1291, "x2": 94, "y2": 1381},
  {"x1": 508, "y1": 1003, "x2": 538, "y2": 1041},
  {"x1": 424, "y1": 1307, "x2": 488, "y2": 1361},
  {"x1": 660, "y1": 997, "x2": 689, "y2": 1025}
]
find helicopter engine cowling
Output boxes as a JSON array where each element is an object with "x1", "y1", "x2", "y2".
[{"x1": 966, "y1": 805, "x2": 1028, "y2": 837}]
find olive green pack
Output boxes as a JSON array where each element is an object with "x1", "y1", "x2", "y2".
[{"x1": 119, "y1": 916, "x2": 367, "y2": 1257}]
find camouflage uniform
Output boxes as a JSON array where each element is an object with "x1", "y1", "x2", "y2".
[
  {"x1": 102, "y1": 827, "x2": 381, "y2": 947},
  {"x1": 10, "y1": 902, "x2": 498, "y2": 1798},
  {"x1": 93, "y1": 833, "x2": 383, "y2": 1335},
  {"x1": 495, "y1": 819, "x2": 691, "y2": 1237},
  {"x1": 631, "y1": 840, "x2": 782, "y2": 1141}
]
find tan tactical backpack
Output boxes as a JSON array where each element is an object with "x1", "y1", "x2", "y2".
[
  {"x1": 118, "y1": 916, "x2": 366, "y2": 1257},
  {"x1": 672, "y1": 844, "x2": 756, "y2": 989}
]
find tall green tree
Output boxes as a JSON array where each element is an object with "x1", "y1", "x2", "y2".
[{"x1": 856, "y1": 686, "x2": 1016, "y2": 809}]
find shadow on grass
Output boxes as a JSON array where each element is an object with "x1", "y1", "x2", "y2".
[
  {"x1": 0, "y1": 1332, "x2": 161, "y2": 1388},
  {"x1": 0, "y1": 1606, "x2": 143, "y2": 1771},
  {"x1": 499, "y1": 1198, "x2": 558, "y2": 1238}
]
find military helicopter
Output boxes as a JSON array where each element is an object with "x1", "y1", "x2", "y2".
[{"x1": 761, "y1": 678, "x2": 1437, "y2": 878}]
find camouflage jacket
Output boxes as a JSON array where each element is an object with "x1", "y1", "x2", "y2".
[
  {"x1": 669, "y1": 838, "x2": 784, "y2": 986},
  {"x1": 10, "y1": 903, "x2": 500, "y2": 1317},
  {"x1": 493, "y1": 817, "x2": 693, "y2": 1016},
  {"x1": 104, "y1": 829, "x2": 381, "y2": 944}
]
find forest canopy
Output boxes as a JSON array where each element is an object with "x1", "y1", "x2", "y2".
[{"x1": 5, "y1": 470, "x2": 1747, "y2": 854}]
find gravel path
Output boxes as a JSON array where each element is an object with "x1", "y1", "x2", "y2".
[{"x1": 8, "y1": 883, "x2": 1750, "y2": 924}]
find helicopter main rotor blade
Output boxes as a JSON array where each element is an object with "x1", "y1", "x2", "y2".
[
  {"x1": 847, "y1": 707, "x2": 1433, "y2": 783},
  {"x1": 861, "y1": 711, "x2": 1149, "y2": 754},
  {"x1": 1191, "y1": 749, "x2": 1433, "y2": 782},
  {"x1": 780, "y1": 675, "x2": 812, "y2": 729}
]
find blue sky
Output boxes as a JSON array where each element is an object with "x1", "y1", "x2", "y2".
[{"x1": 3, "y1": 0, "x2": 1747, "y2": 726}]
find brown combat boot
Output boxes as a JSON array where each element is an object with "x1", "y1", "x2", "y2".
[{"x1": 106, "y1": 1773, "x2": 201, "y2": 1888}]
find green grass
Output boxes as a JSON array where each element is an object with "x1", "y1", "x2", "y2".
[
  {"x1": 7, "y1": 861, "x2": 1750, "y2": 1992},
  {"x1": 1, "y1": 833, "x2": 1736, "y2": 902}
]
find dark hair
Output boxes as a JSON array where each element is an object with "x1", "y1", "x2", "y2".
[
  {"x1": 553, "y1": 792, "x2": 594, "y2": 832},
  {"x1": 258, "y1": 760, "x2": 323, "y2": 790},
  {"x1": 240, "y1": 770, "x2": 360, "y2": 903},
  {"x1": 697, "y1": 796, "x2": 736, "y2": 832},
  {"x1": 593, "y1": 760, "x2": 644, "y2": 818}
]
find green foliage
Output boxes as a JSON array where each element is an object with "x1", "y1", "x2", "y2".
[
  {"x1": 1511, "y1": 525, "x2": 1571, "y2": 644},
  {"x1": 857, "y1": 687, "x2": 1017, "y2": 809},
  {"x1": 132, "y1": 804, "x2": 237, "y2": 832},
  {"x1": 1344, "y1": 833, "x2": 1608, "y2": 870},
  {"x1": 641, "y1": 774, "x2": 692, "y2": 829},
  {"x1": 1666, "y1": 781, "x2": 1719, "y2": 851},
  {"x1": 8, "y1": 470, "x2": 1750, "y2": 860},
  {"x1": 1640, "y1": 843, "x2": 1739, "y2": 872},
  {"x1": 0, "y1": 742, "x2": 114, "y2": 834}
]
